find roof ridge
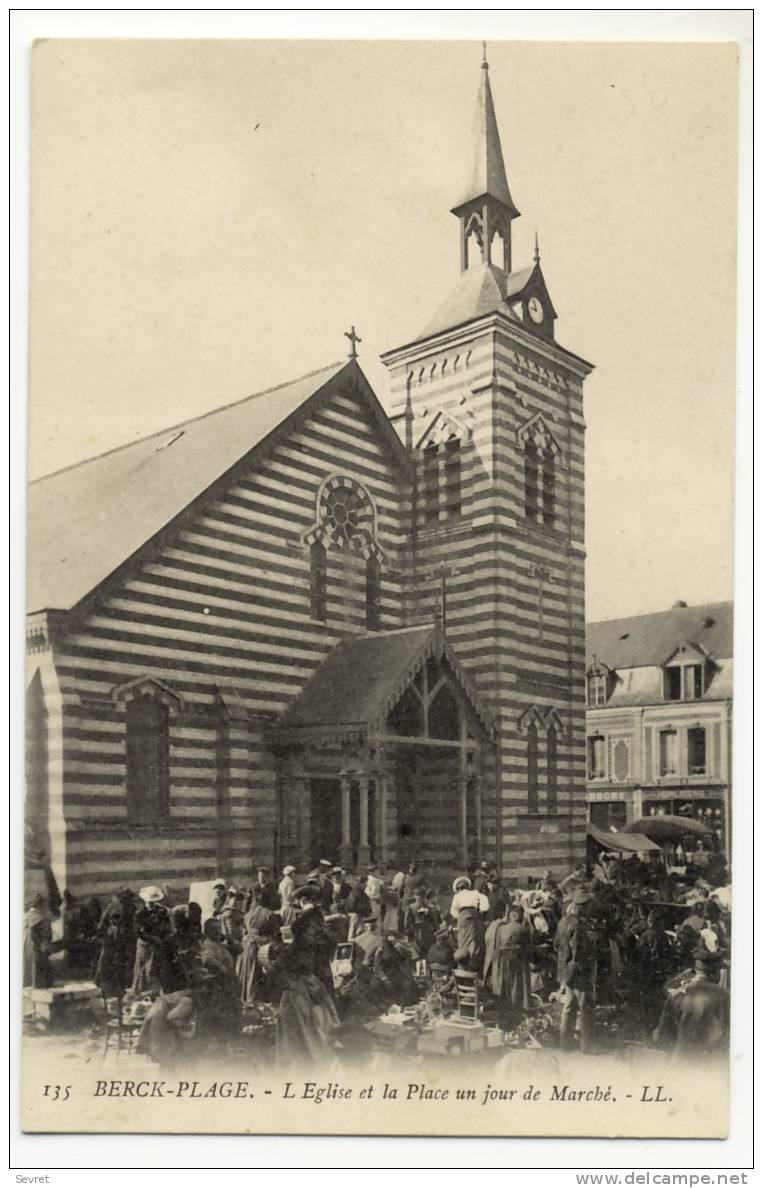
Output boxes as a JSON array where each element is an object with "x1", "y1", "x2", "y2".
[
  {"x1": 588, "y1": 600, "x2": 733, "y2": 630},
  {"x1": 30, "y1": 359, "x2": 347, "y2": 485}
]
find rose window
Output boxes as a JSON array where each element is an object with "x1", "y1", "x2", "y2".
[{"x1": 325, "y1": 486, "x2": 366, "y2": 544}]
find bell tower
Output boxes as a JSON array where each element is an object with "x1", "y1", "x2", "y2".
[
  {"x1": 451, "y1": 48, "x2": 520, "y2": 273},
  {"x1": 382, "y1": 49, "x2": 594, "y2": 879}
]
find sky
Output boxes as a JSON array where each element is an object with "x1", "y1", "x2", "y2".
[{"x1": 27, "y1": 37, "x2": 739, "y2": 622}]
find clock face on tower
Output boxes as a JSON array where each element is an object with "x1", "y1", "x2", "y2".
[{"x1": 527, "y1": 295, "x2": 544, "y2": 324}]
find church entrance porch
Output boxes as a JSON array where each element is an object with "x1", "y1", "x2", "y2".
[{"x1": 270, "y1": 623, "x2": 495, "y2": 880}]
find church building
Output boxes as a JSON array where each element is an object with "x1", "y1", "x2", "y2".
[{"x1": 26, "y1": 57, "x2": 593, "y2": 895}]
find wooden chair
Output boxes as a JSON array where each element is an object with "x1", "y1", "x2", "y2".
[{"x1": 453, "y1": 968, "x2": 480, "y2": 1021}]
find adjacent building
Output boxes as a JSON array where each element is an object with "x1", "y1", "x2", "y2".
[{"x1": 585, "y1": 601, "x2": 733, "y2": 855}]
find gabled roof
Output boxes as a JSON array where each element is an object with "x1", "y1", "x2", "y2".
[
  {"x1": 273, "y1": 622, "x2": 494, "y2": 744},
  {"x1": 586, "y1": 601, "x2": 734, "y2": 670},
  {"x1": 27, "y1": 359, "x2": 410, "y2": 614},
  {"x1": 451, "y1": 62, "x2": 519, "y2": 217}
]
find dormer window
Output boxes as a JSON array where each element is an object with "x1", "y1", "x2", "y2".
[
  {"x1": 664, "y1": 657, "x2": 704, "y2": 701},
  {"x1": 587, "y1": 672, "x2": 608, "y2": 707}
]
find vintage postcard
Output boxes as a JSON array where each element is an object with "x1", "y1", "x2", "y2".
[{"x1": 21, "y1": 36, "x2": 739, "y2": 1138}]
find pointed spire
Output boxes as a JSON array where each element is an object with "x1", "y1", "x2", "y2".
[
  {"x1": 534, "y1": 231, "x2": 540, "y2": 263},
  {"x1": 451, "y1": 47, "x2": 519, "y2": 218}
]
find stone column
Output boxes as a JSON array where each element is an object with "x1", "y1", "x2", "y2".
[
  {"x1": 357, "y1": 775, "x2": 371, "y2": 867},
  {"x1": 473, "y1": 767, "x2": 483, "y2": 865},
  {"x1": 375, "y1": 773, "x2": 388, "y2": 865},
  {"x1": 459, "y1": 754, "x2": 469, "y2": 870},
  {"x1": 340, "y1": 773, "x2": 354, "y2": 870}
]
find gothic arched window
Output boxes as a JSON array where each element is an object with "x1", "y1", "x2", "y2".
[
  {"x1": 444, "y1": 435, "x2": 462, "y2": 519},
  {"x1": 310, "y1": 540, "x2": 327, "y2": 622},
  {"x1": 524, "y1": 440, "x2": 539, "y2": 520},
  {"x1": 365, "y1": 554, "x2": 381, "y2": 631},
  {"x1": 542, "y1": 450, "x2": 556, "y2": 526},
  {"x1": 527, "y1": 722, "x2": 539, "y2": 813},
  {"x1": 423, "y1": 442, "x2": 439, "y2": 525},
  {"x1": 547, "y1": 724, "x2": 558, "y2": 813},
  {"x1": 126, "y1": 693, "x2": 169, "y2": 821},
  {"x1": 489, "y1": 224, "x2": 507, "y2": 269},
  {"x1": 465, "y1": 213, "x2": 484, "y2": 270}
]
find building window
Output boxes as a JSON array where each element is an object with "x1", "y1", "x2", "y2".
[
  {"x1": 527, "y1": 722, "x2": 539, "y2": 812},
  {"x1": 365, "y1": 555, "x2": 381, "y2": 631},
  {"x1": 546, "y1": 725, "x2": 558, "y2": 813},
  {"x1": 524, "y1": 441, "x2": 539, "y2": 520},
  {"x1": 687, "y1": 726, "x2": 707, "y2": 775},
  {"x1": 126, "y1": 693, "x2": 169, "y2": 820},
  {"x1": 664, "y1": 666, "x2": 682, "y2": 701},
  {"x1": 684, "y1": 664, "x2": 703, "y2": 700},
  {"x1": 444, "y1": 436, "x2": 462, "y2": 519},
  {"x1": 587, "y1": 673, "x2": 607, "y2": 706},
  {"x1": 613, "y1": 739, "x2": 629, "y2": 782},
  {"x1": 542, "y1": 451, "x2": 556, "y2": 526},
  {"x1": 665, "y1": 662, "x2": 704, "y2": 701},
  {"x1": 587, "y1": 735, "x2": 606, "y2": 780},
  {"x1": 659, "y1": 729, "x2": 678, "y2": 776},
  {"x1": 310, "y1": 540, "x2": 327, "y2": 621},
  {"x1": 423, "y1": 443, "x2": 439, "y2": 525}
]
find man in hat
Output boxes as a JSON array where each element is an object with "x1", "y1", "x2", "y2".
[
  {"x1": 253, "y1": 865, "x2": 280, "y2": 911},
  {"x1": 316, "y1": 859, "x2": 334, "y2": 912},
  {"x1": 132, "y1": 886, "x2": 170, "y2": 995},
  {"x1": 328, "y1": 867, "x2": 351, "y2": 915},
  {"x1": 345, "y1": 873, "x2": 372, "y2": 940},
  {"x1": 555, "y1": 888, "x2": 595, "y2": 1053},
  {"x1": 653, "y1": 955, "x2": 729, "y2": 1056},
  {"x1": 426, "y1": 922, "x2": 456, "y2": 972},
  {"x1": 278, "y1": 865, "x2": 297, "y2": 913},
  {"x1": 473, "y1": 861, "x2": 493, "y2": 895}
]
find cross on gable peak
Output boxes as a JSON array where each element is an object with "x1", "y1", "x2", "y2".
[{"x1": 344, "y1": 325, "x2": 362, "y2": 359}]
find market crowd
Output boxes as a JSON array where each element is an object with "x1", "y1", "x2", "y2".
[{"x1": 23, "y1": 843, "x2": 730, "y2": 1069}]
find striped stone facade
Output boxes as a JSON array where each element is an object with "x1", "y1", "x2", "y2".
[
  {"x1": 383, "y1": 316, "x2": 591, "y2": 879},
  {"x1": 26, "y1": 368, "x2": 417, "y2": 895}
]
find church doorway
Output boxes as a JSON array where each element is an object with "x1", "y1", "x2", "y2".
[
  {"x1": 309, "y1": 778, "x2": 342, "y2": 868},
  {"x1": 308, "y1": 777, "x2": 377, "y2": 869}
]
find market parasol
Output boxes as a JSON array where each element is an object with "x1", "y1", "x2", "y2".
[
  {"x1": 586, "y1": 823, "x2": 661, "y2": 853},
  {"x1": 626, "y1": 814, "x2": 714, "y2": 841}
]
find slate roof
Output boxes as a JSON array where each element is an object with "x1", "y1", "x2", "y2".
[
  {"x1": 27, "y1": 359, "x2": 409, "y2": 614},
  {"x1": 586, "y1": 601, "x2": 734, "y2": 670},
  {"x1": 416, "y1": 262, "x2": 515, "y2": 341},
  {"x1": 274, "y1": 622, "x2": 494, "y2": 743}
]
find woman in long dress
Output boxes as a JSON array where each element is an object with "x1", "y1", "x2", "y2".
[
  {"x1": 273, "y1": 886, "x2": 340, "y2": 1069},
  {"x1": 483, "y1": 902, "x2": 533, "y2": 1028},
  {"x1": 237, "y1": 888, "x2": 275, "y2": 1007},
  {"x1": 449, "y1": 876, "x2": 489, "y2": 972},
  {"x1": 23, "y1": 895, "x2": 54, "y2": 989}
]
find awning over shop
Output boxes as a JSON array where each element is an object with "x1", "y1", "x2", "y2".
[{"x1": 587, "y1": 823, "x2": 662, "y2": 853}]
